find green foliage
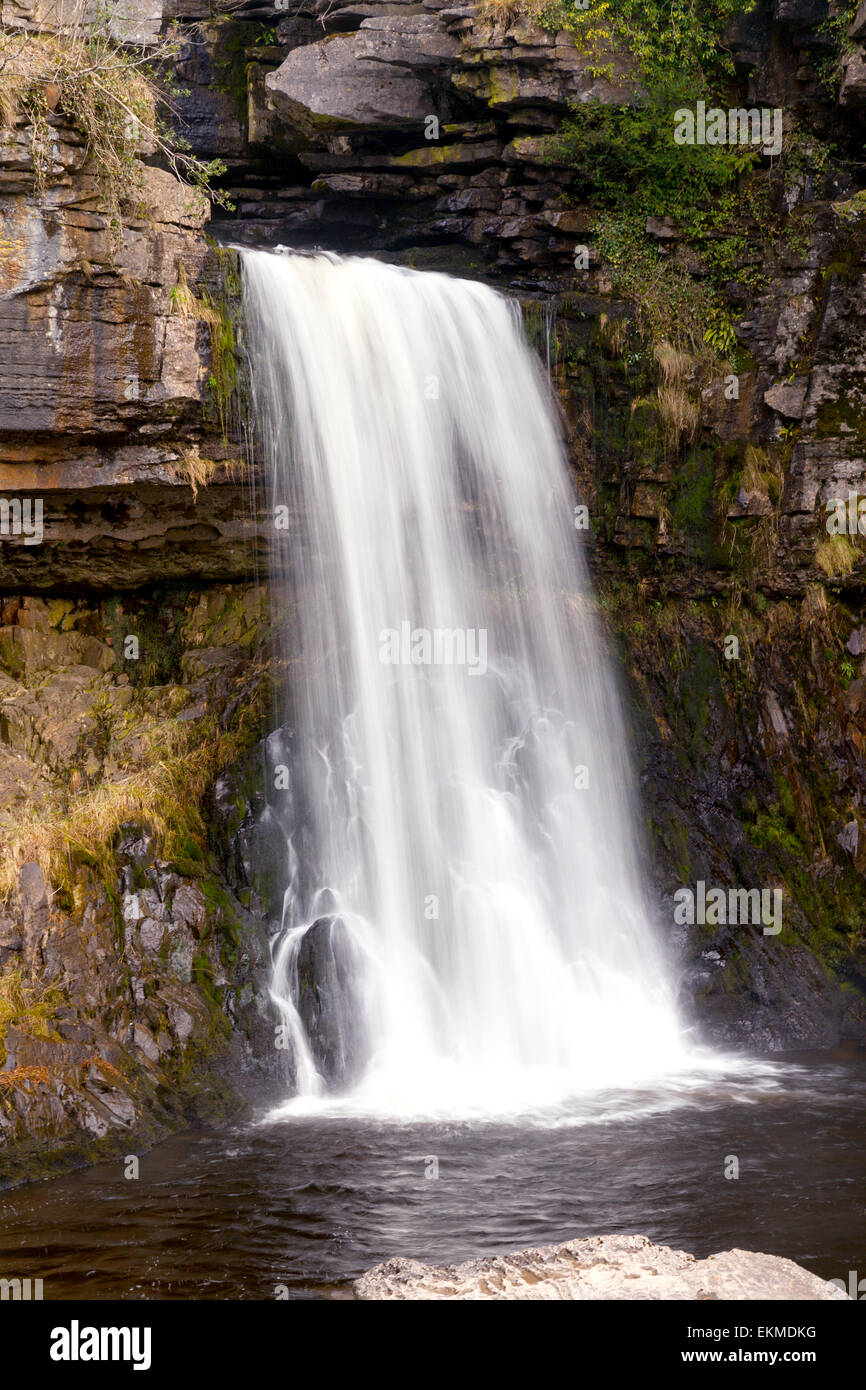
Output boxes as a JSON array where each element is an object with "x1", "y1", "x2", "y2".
[
  {"x1": 539, "y1": 0, "x2": 752, "y2": 87},
  {"x1": 592, "y1": 210, "x2": 724, "y2": 359},
  {"x1": 202, "y1": 248, "x2": 244, "y2": 443},
  {"x1": 836, "y1": 188, "x2": 866, "y2": 225},
  {"x1": 551, "y1": 80, "x2": 769, "y2": 331},
  {"x1": 817, "y1": 0, "x2": 862, "y2": 92},
  {"x1": 703, "y1": 313, "x2": 738, "y2": 357},
  {"x1": 784, "y1": 131, "x2": 832, "y2": 190},
  {"x1": 104, "y1": 587, "x2": 189, "y2": 687},
  {"x1": 552, "y1": 84, "x2": 753, "y2": 212},
  {"x1": 745, "y1": 805, "x2": 805, "y2": 859},
  {"x1": 545, "y1": 3, "x2": 778, "y2": 365}
]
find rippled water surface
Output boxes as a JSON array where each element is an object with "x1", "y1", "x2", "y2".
[{"x1": 1, "y1": 1047, "x2": 864, "y2": 1299}]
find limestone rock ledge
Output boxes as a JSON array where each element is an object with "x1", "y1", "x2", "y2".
[
  {"x1": 0, "y1": 83, "x2": 263, "y2": 593},
  {"x1": 354, "y1": 1233, "x2": 849, "y2": 1300}
]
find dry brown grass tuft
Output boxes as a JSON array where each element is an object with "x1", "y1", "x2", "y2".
[
  {"x1": 0, "y1": 79, "x2": 24, "y2": 128},
  {"x1": 0, "y1": 1065, "x2": 52, "y2": 1093},
  {"x1": 741, "y1": 444, "x2": 782, "y2": 503},
  {"x1": 654, "y1": 341, "x2": 693, "y2": 387},
  {"x1": 0, "y1": 691, "x2": 264, "y2": 907},
  {"x1": 168, "y1": 446, "x2": 218, "y2": 501},
  {"x1": 78, "y1": 1055, "x2": 128, "y2": 1085},
  {"x1": 657, "y1": 383, "x2": 700, "y2": 452},
  {"x1": 169, "y1": 262, "x2": 220, "y2": 324},
  {"x1": 476, "y1": 0, "x2": 548, "y2": 20},
  {"x1": 0, "y1": 968, "x2": 64, "y2": 1067},
  {"x1": 815, "y1": 535, "x2": 860, "y2": 578},
  {"x1": 0, "y1": 17, "x2": 228, "y2": 244},
  {"x1": 0, "y1": 720, "x2": 212, "y2": 902},
  {"x1": 598, "y1": 312, "x2": 628, "y2": 357}
]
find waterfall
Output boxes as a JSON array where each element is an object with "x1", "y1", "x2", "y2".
[{"x1": 241, "y1": 248, "x2": 693, "y2": 1118}]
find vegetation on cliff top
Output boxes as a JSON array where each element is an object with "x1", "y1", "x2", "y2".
[
  {"x1": 546, "y1": 0, "x2": 762, "y2": 362},
  {"x1": 538, "y1": 0, "x2": 859, "y2": 373},
  {"x1": 539, "y1": 0, "x2": 749, "y2": 84},
  {"x1": 0, "y1": 6, "x2": 229, "y2": 245}
]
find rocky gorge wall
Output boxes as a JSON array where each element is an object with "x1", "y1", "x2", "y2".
[{"x1": 2, "y1": 0, "x2": 866, "y2": 1180}]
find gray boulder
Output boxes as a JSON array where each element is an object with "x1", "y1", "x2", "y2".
[
  {"x1": 354, "y1": 1233, "x2": 851, "y2": 1300},
  {"x1": 266, "y1": 34, "x2": 434, "y2": 132},
  {"x1": 840, "y1": 50, "x2": 866, "y2": 106}
]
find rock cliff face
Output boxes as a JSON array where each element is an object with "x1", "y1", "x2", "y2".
[
  {"x1": 174, "y1": 0, "x2": 630, "y2": 280},
  {"x1": 2, "y1": 0, "x2": 866, "y2": 1178},
  {"x1": 0, "y1": 98, "x2": 259, "y2": 588},
  {"x1": 0, "y1": 585, "x2": 280, "y2": 1183}
]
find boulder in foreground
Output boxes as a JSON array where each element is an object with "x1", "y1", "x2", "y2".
[{"x1": 354, "y1": 1233, "x2": 849, "y2": 1300}]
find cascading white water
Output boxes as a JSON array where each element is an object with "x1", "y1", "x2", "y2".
[{"x1": 242, "y1": 248, "x2": 696, "y2": 1118}]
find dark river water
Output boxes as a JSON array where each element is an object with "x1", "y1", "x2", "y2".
[{"x1": 1, "y1": 1046, "x2": 864, "y2": 1300}]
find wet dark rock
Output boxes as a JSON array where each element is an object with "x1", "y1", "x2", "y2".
[
  {"x1": 773, "y1": 0, "x2": 828, "y2": 30},
  {"x1": 296, "y1": 916, "x2": 371, "y2": 1087}
]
